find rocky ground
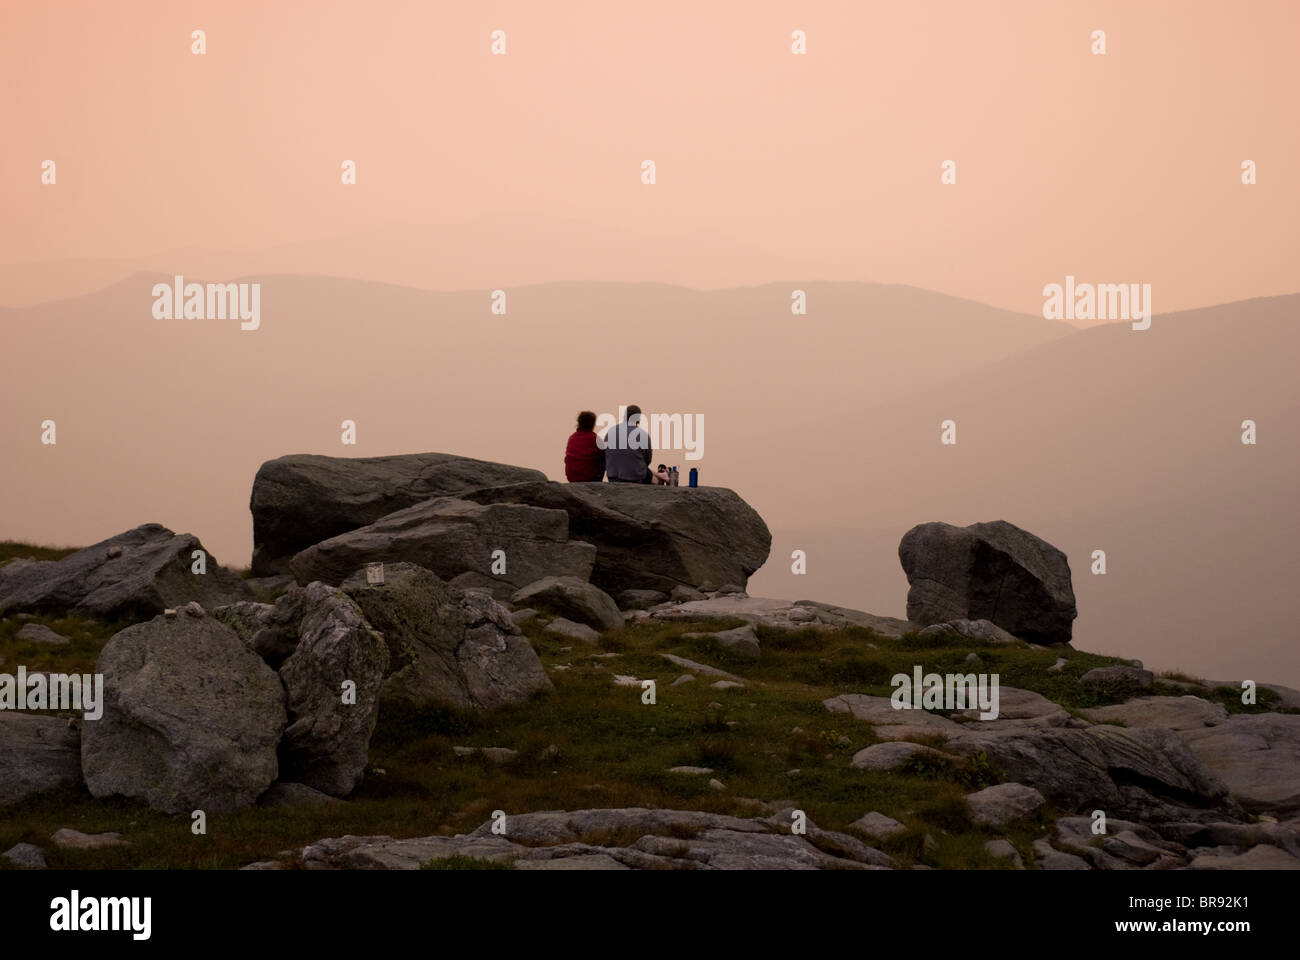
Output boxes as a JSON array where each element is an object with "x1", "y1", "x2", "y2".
[{"x1": 2, "y1": 452, "x2": 1297, "y2": 871}]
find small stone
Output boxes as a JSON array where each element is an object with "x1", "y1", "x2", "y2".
[
  {"x1": 2, "y1": 843, "x2": 47, "y2": 869},
  {"x1": 666, "y1": 766, "x2": 713, "y2": 775},
  {"x1": 545, "y1": 617, "x2": 600, "y2": 645},
  {"x1": 786, "y1": 768, "x2": 801, "y2": 777},
  {"x1": 851, "y1": 741, "x2": 949, "y2": 772},
  {"x1": 964, "y1": 652, "x2": 981, "y2": 664},
  {"x1": 50, "y1": 829, "x2": 129, "y2": 850},
  {"x1": 106, "y1": 545, "x2": 123, "y2": 559},
  {"x1": 984, "y1": 839, "x2": 1024, "y2": 868},
  {"x1": 791, "y1": 726, "x2": 803, "y2": 735},
  {"x1": 669, "y1": 674, "x2": 695, "y2": 686},
  {"x1": 16, "y1": 624, "x2": 71, "y2": 646},
  {"x1": 1047, "y1": 657, "x2": 1067, "y2": 673},
  {"x1": 965, "y1": 783, "x2": 1046, "y2": 827},
  {"x1": 849, "y1": 812, "x2": 906, "y2": 840},
  {"x1": 710, "y1": 680, "x2": 744, "y2": 691},
  {"x1": 708, "y1": 778, "x2": 726, "y2": 791}
]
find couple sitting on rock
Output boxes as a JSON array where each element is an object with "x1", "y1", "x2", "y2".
[{"x1": 565, "y1": 406, "x2": 660, "y2": 484}]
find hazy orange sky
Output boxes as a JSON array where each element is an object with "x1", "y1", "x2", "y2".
[{"x1": 4, "y1": 0, "x2": 1297, "y2": 317}]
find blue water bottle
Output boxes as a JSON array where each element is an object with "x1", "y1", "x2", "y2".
[{"x1": 688, "y1": 467, "x2": 698, "y2": 488}]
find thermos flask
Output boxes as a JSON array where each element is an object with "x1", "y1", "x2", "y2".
[{"x1": 688, "y1": 467, "x2": 698, "y2": 488}]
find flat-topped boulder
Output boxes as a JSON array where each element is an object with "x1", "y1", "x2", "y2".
[
  {"x1": 653, "y1": 596, "x2": 909, "y2": 636},
  {"x1": 250, "y1": 453, "x2": 548, "y2": 575},
  {"x1": 898, "y1": 520, "x2": 1077, "y2": 644},
  {"x1": 0, "y1": 524, "x2": 251, "y2": 619},
  {"x1": 461, "y1": 481, "x2": 771, "y2": 595},
  {"x1": 288, "y1": 497, "x2": 595, "y2": 594}
]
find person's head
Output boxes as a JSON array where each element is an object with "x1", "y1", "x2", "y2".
[
  {"x1": 576, "y1": 410, "x2": 596, "y2": 432},
  {"x1": 657, "y1": 463, "x2": 666, "y2": 472},
  {"x1": 625, "y1": 404, "x2": 641, "y2": 426}
]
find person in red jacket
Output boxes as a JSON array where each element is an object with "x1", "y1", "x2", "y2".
[{"x1": 564, "y1": 410, "x2": 606, "y2": 482}]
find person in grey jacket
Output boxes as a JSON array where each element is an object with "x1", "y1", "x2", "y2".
[{"x1": 603, "y1": 405, "x2": 653, "y2": 483}]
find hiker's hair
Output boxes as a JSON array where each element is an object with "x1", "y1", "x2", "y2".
[
  {"x1": 576, "y1": 410, "x2": 597, "y2": 431},
  {"x1": 625, "y1": 404, "x2": 641, "y2": 420}
]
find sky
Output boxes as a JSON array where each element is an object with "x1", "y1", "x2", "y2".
[{"x1": 3, "y1": 0, "x2": 1298, "y2": 316}]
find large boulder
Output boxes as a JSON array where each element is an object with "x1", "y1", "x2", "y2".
[
  {"x1": 341, "y1": 562, "x2": 551, "y2": 711},
  {"x1": 511, "y1": 576, "x2": 623, "y2": 631},
  {"x1": 462, "y1": 481, "x2": 771, "y2": 594},
  {"x1": 0, "y1": 714, "x2": 83, "y2": 807},
  {"x1": 278, "y1": 584, "x2": 389, "y2": 797},
  {"x1": 250, "y1": 453, "x2": 548, "y2": 575},
  {"x1": 80, "y1": 606, "x2": 286, "y2": 814},
  {"x1": 898, "y1": 520, "x2": 1077, "y2": 644},
  {"x1": 0, "y1": 524, "x2": 251, "y2": 619},
  {"x1": 287, "y1": 497, "x2": 595, "y2": 597}
]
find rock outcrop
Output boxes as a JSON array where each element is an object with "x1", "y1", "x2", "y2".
[
  {"x1": 0, "y1": 524, "x2": 251, "y2": 619},
  {"x1": 340, "y1": 562, "x2": 551, "y2": 710},
  {"x1": 250, "y1": 452, "x2": 548, "y2": 575},
  {"x1": 898, "y1": 520, "x2": 1077, "y2": 644}
]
